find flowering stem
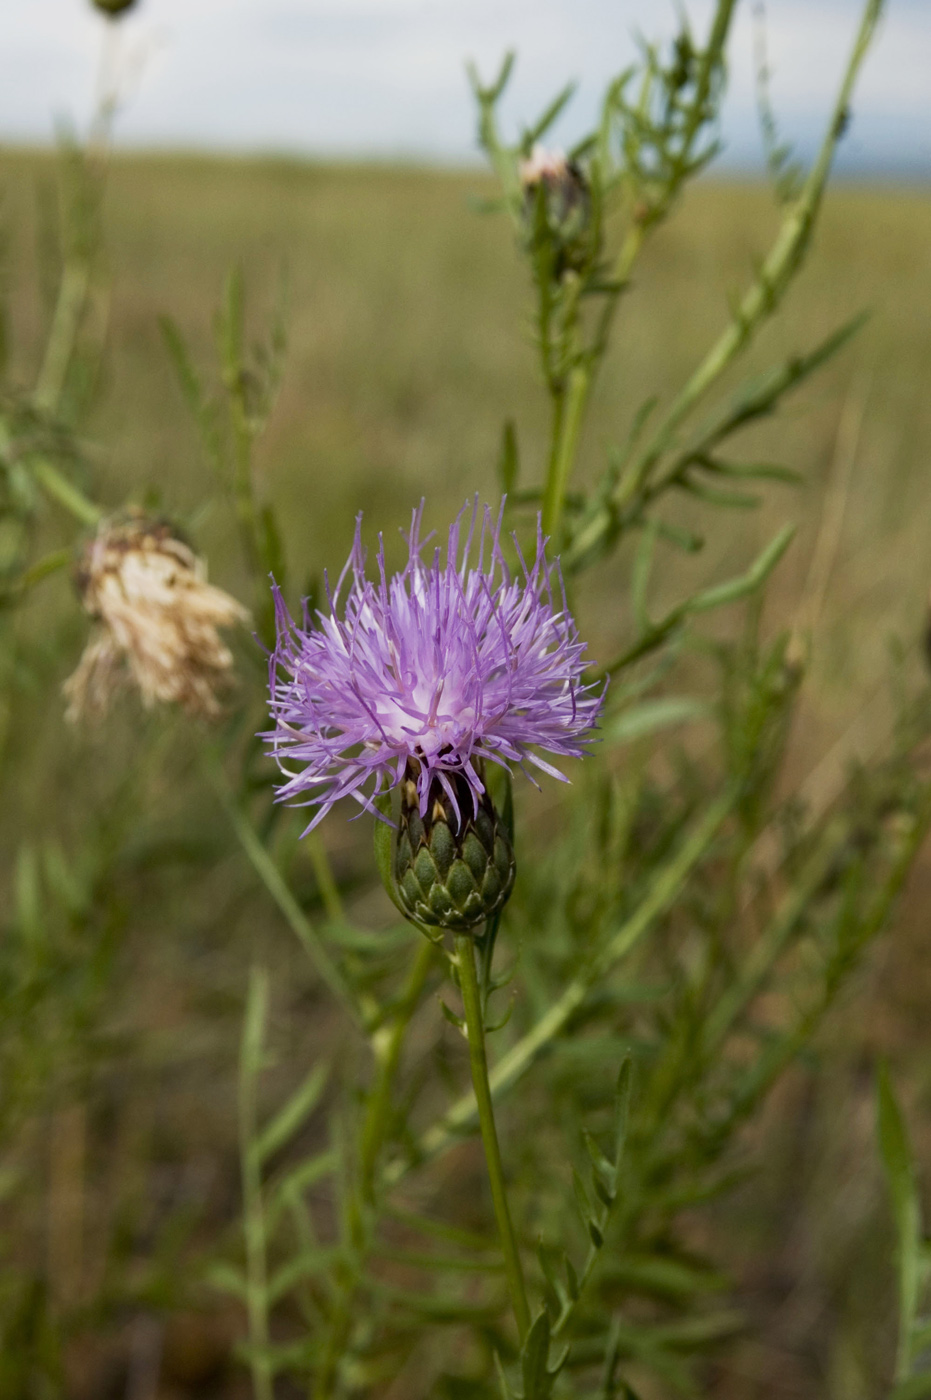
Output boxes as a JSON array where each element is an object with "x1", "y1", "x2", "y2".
[
  {"x1": 34, "y1": 260, "x2": 94, "y2": 416},
  {"x1": 454, "y1": 931, "x2": 531, "y2": 1342},
  {"x1": 240, "y1": 968, "x2": 274, "y2": 1400},
  {"x1": 565, "y1": 0, "x2": 883, "y2": 570},
  {"x1": 541, "y1": 363, "x2": 588, "y2": 543}
]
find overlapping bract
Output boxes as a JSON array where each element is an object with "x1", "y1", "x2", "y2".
[{"x1": 265, "y1": 501, "x2": 604, "y2": 831}]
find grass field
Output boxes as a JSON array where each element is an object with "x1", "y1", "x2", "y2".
[{"x1": 2, "y1": 149, "x2": 931, "y2": 1398}]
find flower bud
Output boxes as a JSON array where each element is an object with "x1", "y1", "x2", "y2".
[
  {"x1": 394, "y1": 765, "x2": 515, "y2": 932},
  {"x1": 519, "y1": 146, "x2": 591, "y2": 267},
  {"x1": 92, "y1": 0, "x2": 138, "y2": 17}
]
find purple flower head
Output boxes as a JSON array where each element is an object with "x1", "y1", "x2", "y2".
[{"x1": 265, "y1": 500, "x2": 605, "y2": 833}]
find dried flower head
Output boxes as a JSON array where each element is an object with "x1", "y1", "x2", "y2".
[
  {"x1": 64, "y1": 514, "x2": 248, "y2": 722},
  {"x1": 265, "y1": 500, "x2": 605, "y2": 836}
]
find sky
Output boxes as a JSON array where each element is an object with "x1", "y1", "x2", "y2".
[{"x1": 1, "y1": 0, "x2": 929, "y2": 175}]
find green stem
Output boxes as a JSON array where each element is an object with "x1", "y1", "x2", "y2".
[
  {"x1": 537, "y1": 163, "x2": 647, "y2": 548},
  {"x1": 34, "y1": 259, "x2": 93, "y2": 416},
  {"x1": 541, "y1": 364, "x2": 588, "y2": 543},
  {"x1": 307, "y1": 832, "x2": 346, "y2": 925},
  {"x1": 538, "y1": 0, "x2": 735, "y2": 549},
  {"x1": 240, "y1": 968, "x2": 274, "y2": 1400},
  {"x1": 454, "y1": 931, "x2": 531, "y2": 1342}
]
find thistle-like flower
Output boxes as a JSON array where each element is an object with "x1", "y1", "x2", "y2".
[
  {"x1": 64, "y1": 514, "x2": 248, "y2": 722},
  {"x1": 265, "y1": 501, "x2": 604, "y2": 929}
]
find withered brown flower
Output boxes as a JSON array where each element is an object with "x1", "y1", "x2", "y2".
[{"x1": 64, "y1": 514, "x2": 248, "y2": 722}]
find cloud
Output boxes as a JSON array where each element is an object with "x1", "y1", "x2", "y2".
[{"x1": 0, "y1": 0, "x2": 928, "y2": 172}]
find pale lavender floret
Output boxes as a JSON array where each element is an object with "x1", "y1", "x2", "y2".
[{"x1": 264, "y1": 500, "x2": 606, "y2": 832}]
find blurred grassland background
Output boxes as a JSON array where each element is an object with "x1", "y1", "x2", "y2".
[{"x1": 1, "y1": 149, "x2": 931, "y2": 1397}]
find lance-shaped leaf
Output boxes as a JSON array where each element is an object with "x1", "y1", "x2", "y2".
[{"x1": 251, "y1": 1061, "x2": 329, "y2": 1167}]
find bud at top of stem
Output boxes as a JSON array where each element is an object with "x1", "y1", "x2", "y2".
[
  {"x1": 92, "y1": 0, "x2": 138, "y2": 18},
  {"x1": 394, "y1": 763, "x2": 515, "y2": 932}
]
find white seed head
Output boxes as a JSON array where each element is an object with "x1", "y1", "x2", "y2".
[{"x1": 64, "y1": 515, "x2": 249, "y2": 722}]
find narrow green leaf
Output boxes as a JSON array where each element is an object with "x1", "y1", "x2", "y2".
[
  {"x1": 369, "y1": 1278, "x2": 500, "y2": 1322},
  {"x1": 524, "y1": 83, "x2": 577, "y2": 149},
  {"x1": 602, "y1": 1253, "x2": 728, "y2": 1299},
  {"x1": 891, "y1": 1378, "x2": 931, "y2": 1400},
  {"x1": 680, "y1": 477, "x2": 760, "y2": 509},
  {"x1": 592, "y1": 1173, "x2": 615, "y2": 1210},
  {"x1": 439, "y1": 999, "x2": 467, "y2": 1034},
  {"x1": 259, "y1": 503, "x2": 286, "y2": 583},
  {"x1": 699, "y1": 457, "x2": 801, "y2": 484},
  {"x1": 565, "y1": 1255, "x2": 580, "y2": 1302},
  {"x1": 253, "y1": 1061, "x2": 328, "y2": 1166},
  {"x1": 499, "y1": 419, "x2": 519, "y2": 493},
  {"x1": 614, "y1": 1057, "x2": 632, "y2": 1166},
  {"x1": 15, "y1": 844, "x2": 43, "y2": 947},
  {"x1": 270, "y1": 1148, "x2": 336, "y2": 1212},
  {"x1": 219, "y1": 264, "x2": 245, "y2": 384},
  {"x1": 877, "y1": 1061, "x2": 922, "y2": 1372},
  {"x1": 572, "y1": 1168, "x2": 594, "y2": 1232},
  {"x1": 42, "y1": 840, "x2": 87, "y2": 918},
  {"x1": 583, "y1": 1131, "x2": 616, "y2": 1193},
  {"x1": 599, "y1": 1317, "x2": 628, "y2": 1400},
  {"x1": 521, "y1": 1310, "x2": 553, "y2": 1398},
  {"x1": 485, "y1": 764, "x2": 515, "y2": 845},
  {"x1": 267, "y1": 1247, "x2": 343, "y2": 1306},
  {"x1": 909, "y1": 1320, "x2": 931, "y2": 1355},
  {"x1": 537, "y1": 1242, "x2": 570, "y2": 1311},
  {"x1": 494, "y1": 1350, "x2": 518, "y2": 1400},
  {"x1": 373, "y1": 793, "x2": 406, "y2": 916},
  {"x1": 631, "y1": 520, "x2": 657, "y2": 633},
  {"x1": 468, "y1": 50, "x2": 515, "y2": 105},
  {"x1": 159, "y1": 314, "x2": 203, "y2": 418},
  {"x1": 370, "y1": 1242, "x2": 503, "y2": 1274},
  {"x1": 242, "y1": 966, "x2": 270, "y2": 1079},
  {"x1": 205, "y1": 1261, "x2": 250, "y2": 1303},
  {"x1": 691, "y1": 524, "x2": 795, "y2": 614},
  {"x1": 604, "y1": 697, "x2": 708, "y2": 747},
  {"x1": 386, "y1": 1204, "x2": 499, "y2": 1254}
]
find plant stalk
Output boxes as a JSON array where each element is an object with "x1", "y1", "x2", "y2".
[
  {"x1": 240, "y1": 968, "x2": 274, "y2": 1400},
  {"x1": 541, "y1": 364, "x2": 588, "y2": 543},
  {"x1": 454, "y1": 931, "x2": 531, "y2": 1342}
]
